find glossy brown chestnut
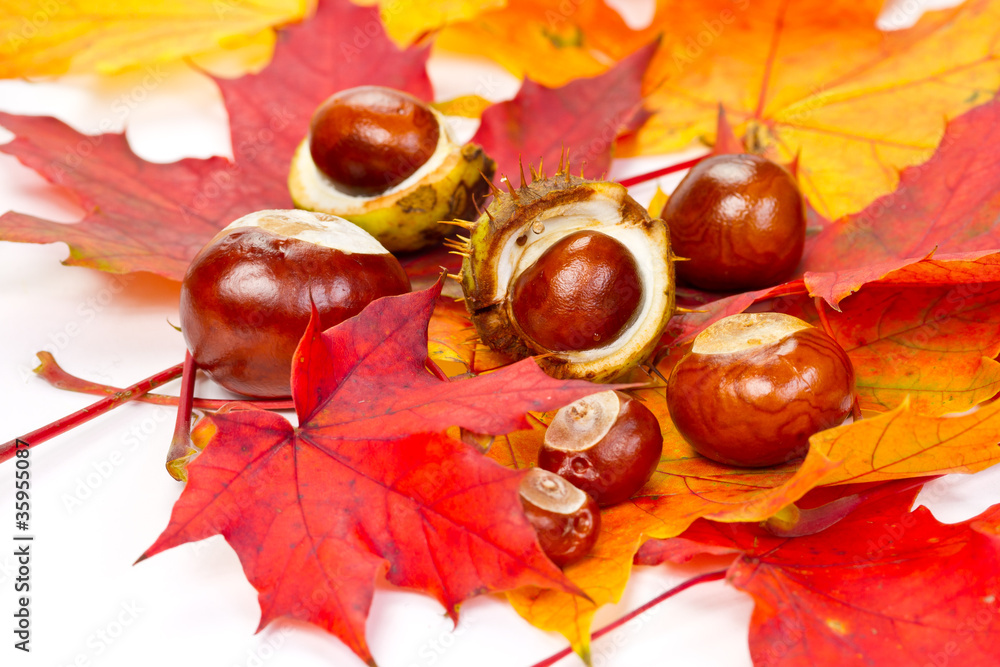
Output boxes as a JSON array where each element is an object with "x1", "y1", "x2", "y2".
[
  {"x1": 519, "y1": 468, "x2": 601, "y2": 567},
  {"x1": 539, "y1": 391, "x2": 661, "y2": 506},
  {"x1": 509, "y1": 230, "x2": 643, "y2": 352},
  {"x1": 180, "y1": 210, "x2": 410, "y2": 398},
  {"x1": 666, "y1": 313, "x2": 855, "y2": 467},
  {"x1": 308, "y1": 86, "x2": 440, "y2": 197},
  {"x1": 665, "y1": 153, "x2": 805, "y2": 291}
]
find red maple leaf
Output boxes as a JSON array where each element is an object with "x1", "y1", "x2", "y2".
[
  {"x1": 140, "y1": 282, "x2": 608, "y2": 663},
  {"x1": 0, "y1": 2, "x2": 661, "y2": 283},
  {"x1": 661, "y1": 97, "x2": 1000, "y2": 346},
  {"x1": 472, "y1": 40, "x2": 657, "y2": 181},
  {"x1": 801, "y1": 95, "x2": 1000, "y2": 290},
  {"x1": 0, "y1": 0, "x2": 432, "y2": 280},
  {"x1": 636, "y1": 483, "x2": 1000, "y2": 666}
]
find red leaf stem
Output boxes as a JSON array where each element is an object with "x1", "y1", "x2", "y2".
[
  {"x1": 165, "y1": 351, "x2": 198, "y2": 481},
  {"x1": 529, "y1": 569, "x2": 729, "y2": 667},
  {"x1": 33, "y1": 351, "x2": 294, "y2": 411},
  {"x1": 0, "y1": 360, "x2": 185, "y2": 463},
  {"x1": 616, "y1": 156, "x2": 706, "y2": 189}
]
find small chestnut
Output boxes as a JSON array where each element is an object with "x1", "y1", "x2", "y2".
[
  {"x1": 666, "y1": 313, "x2": 855, "y2": 467},
  {"x1": 179, "y1": 209, "x2": 410, "y2": 398},
  {"x1": 538, "y1": 391, "x2": 661, "y2": 506},
  {"x1": 519, "y1": 468, "x2": 601, "y2": 567},
  {"x1": 509, "y1": 230, "x2": 643, "y2": 352},
  {"x1": 308, "y1": 86, "x2": 440, "y2": 197},
  {"x1": 664, "y1": 153, "x2": 805, "y2": 291}
]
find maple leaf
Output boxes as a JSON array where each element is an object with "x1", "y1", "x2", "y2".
[
  {"x1": 801, "y1": 96, "x2": 1000, "y2": 283},
  {"x1": 0, "y1": 0, "x2": 304, "y2": 78},
  {"x1": 636, "y1": 484, "x2": 1000, "y2": 666},
  {"x1": 474, "y1": 248, "x2": 1000, "y2": 654},
  {"x1": 789, "y1": 396, "x2": 1000, "y2": 490},
  {"x1": 802, "y1": 253, "x2": 1000, "y2": 415},
  {"x1": 0, "y1": 0, "x2": 432, "y2": 280},
  {"x1": 363, "y1": 0, "x2": 506, "y2": 46},
  {"x1": 140, "y1": 282, "x2": 611, "y2": 663},
  {"x1": 436, "y1": 0, "x2": 649, "y2": 86},
  {"x1": 485, "y1": 386, "x2": 841, "y2": 657},
  {"x1": 212, "y1": 0, "x2": 433, "y2": 192},
  {"x1": 471, "y1": 40, "x2": 658, "y2": 181},
  {"x1": 619, "y1": 0, "x2": 1000, "y2": 220},
  {"x1": 0, "y1": 112, "x2": 282, "y2": 278}
]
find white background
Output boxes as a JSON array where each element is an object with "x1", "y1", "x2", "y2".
[{"x1": 1, "y1": 1, "x2": 997, "y2": 666}]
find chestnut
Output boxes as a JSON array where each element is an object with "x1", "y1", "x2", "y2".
[
  {"x1": 519, "y1": 468, "x2": 601, "y2": 567},
  {"x1": 664, "y1": 153, "x2": 805, "y2": 291},
  {"x1": 179, "y1": 209, "x2": 410, "y2": 398},
  {"x1": 308, "y1": 86, "x2": 440, "y2": 197},
  {"x1": 538, "y1": 390, "x2": 661, "y2": 506},
  {"x1": 666, "y1": 313, "x2": 855, "y2": 467},
  {"x1": 509, "y1": 230, "x2": 643, "y2": 352}
]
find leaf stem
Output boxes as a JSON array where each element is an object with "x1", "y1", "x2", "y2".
[
  {"x1": 529, "y1": 569, "x2": 728, "y2": 667},
  {"x1": 165, "y1": 351, "x2": 198, "y2": 481},
  {"x1": 812, "y1": 299, "x2": 862, "y2": 421},
  {"x1": 813, "y1": 296, "x2": 836, "y2": 339},
  {"x1": 616, "y1": 156, "x2": 706, "y2": 189},
  {"x1": 0, "y1": 361, "x2": 185, "y2": 464},
  {"x1": 764, "y1": 476, "x2": 938, "y2": 537},
  {"x1": 34, "y1": 351, "x2": 294, "y2": 411}
]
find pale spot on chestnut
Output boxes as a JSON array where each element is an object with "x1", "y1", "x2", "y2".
[
  {"x1": 539, "y1": 390, "x2": 662, "y2": 506},
  {"x1": 180, "y1": 210, "x2": 410, "y2": 399},
  {"x1": 667, "y1": 313, "x2": 856, "y2": 468},
  {"x1": 519, "y1": 469, "x2": 601, "y2": 567}
]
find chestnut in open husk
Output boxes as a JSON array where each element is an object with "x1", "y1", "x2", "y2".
[
  {"x1": 457, "y1": 167, "x2": 676, "y2": 382},
  {"x1": 289, "y1": 86, "x2": 495, "y2": 253}
]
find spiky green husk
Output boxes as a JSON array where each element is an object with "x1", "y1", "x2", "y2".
[{"x1": 458, "y1": 169, "x2": 675, "y2": 382}]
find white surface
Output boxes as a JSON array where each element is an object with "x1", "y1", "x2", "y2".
[{"x1": 1, "y1": 4, "x2": 997, "y2": 666}]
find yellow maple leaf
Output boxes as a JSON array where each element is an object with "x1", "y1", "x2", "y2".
[
  {"x1": 621, "y1": 0, "x2": 1000, "y2": 220},
  {"x1": 353, "y1": 0, "x2": 506, "y2": 46},
  {"x1": 490, "y1": 387, "x2": 840, "y2": 657},
  {"x1": 0, "y1": 0, "x2": 308, "y2": 78},
  {"x1": 436, "y1": 0, "x2": 649, "y2": 86},
  {"x1": 436, "y1": 0, "x2": 1000, "y2": 221}
]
